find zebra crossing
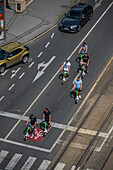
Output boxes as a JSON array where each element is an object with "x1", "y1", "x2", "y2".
[{"x1": 0, "y1": 150, "x2": 76, "y2": 170}]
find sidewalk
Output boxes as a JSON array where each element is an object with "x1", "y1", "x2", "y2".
[{"x1": 1, "y1": 0, "x2": 77, "y2": 45}]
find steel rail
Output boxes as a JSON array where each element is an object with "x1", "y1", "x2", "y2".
[
  {"x1": 100, "y1": 147, "x2": 113, "y2": 170},
  {"x1": 49, "y1": 74, "x2": 113, "y2": 170},
  {"x1": 75, "y1": 107, "x2": 113, "y2": 169}
]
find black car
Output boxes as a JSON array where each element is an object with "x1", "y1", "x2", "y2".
[{"x1": 59, "y1": 3, "x2": 93, "y2": 33}]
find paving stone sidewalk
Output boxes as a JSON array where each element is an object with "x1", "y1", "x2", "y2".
[{"x1": 1, "y1": 0, "x2": 77, "y2": 45}]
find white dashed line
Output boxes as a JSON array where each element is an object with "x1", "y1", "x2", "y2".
[
  {"x1": 4, "y1": 2, "x2": 113, "y2": 140},
  {"x1": 45, "y1": 42, "x2": 50, "y2": 48},
  {"x1": 29, "y1": 62, "x2": 34, "y2": 68},
  {"x1": 0, "y1": 96, "x2": 4, "y2": 102},
  {"x1": 51, "y1": 33, "x2": 55, "y2": 38},
  {"x1": 37, "y1": 52, "x2": 43, "y2": 58},
  {"x1": 8, "y1": 84, "x2": 15, "y2": 91},
  {"x1": 19, "y1": 72, "x2": 25, "y2": 79}
]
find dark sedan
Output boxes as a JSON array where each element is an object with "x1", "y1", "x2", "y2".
[{"x1": 59, "y1": 3, "x2": 93, "y2": 33}]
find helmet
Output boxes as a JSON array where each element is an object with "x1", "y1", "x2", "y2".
[
  {"x1": 66, "y1": 59, "x2": 69, "y2": 63},
  {"x1": 29, "y1": 114, "x2": 34, "y2": 119}
]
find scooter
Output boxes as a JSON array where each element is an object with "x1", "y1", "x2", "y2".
[
  {"x1": 77, "y1": 62, "x2": 88, "y2": 78},
  {"x1": 59, "y1": 71, "x2": 69, "y2": 85},
  {"x1": 23, "y1": 125, "x2": 35, "y2": 141},
  {"x1": 40, "y1": 121, "x2": 51, "y2": 137},
  {"x1": 70, "y1": 88, "x2": 81, "y2": 104}
]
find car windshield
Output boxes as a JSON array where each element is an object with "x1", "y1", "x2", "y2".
[
  {"x1": 66, "y1": 11, "x2": 81, "y2": 19},
  {"x1": 0, "y1": 49, "x2": 9, "y2": 60}
]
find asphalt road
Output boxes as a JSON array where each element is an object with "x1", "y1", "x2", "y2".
[{"x1": 0, "y1": 0, "x2": 113, "y2": 169}]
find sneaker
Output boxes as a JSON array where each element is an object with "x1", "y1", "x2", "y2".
[
  {"x1": 76, "y1": 96, "x2": 79, "y2": 100},
  {"x1": 83, "y1": 71, "x2": 86, "y2": 75},
  {"x1": 63, "y1": 78, "x2": 66, "y2": 82},
  {"x1": 44, "y1": 129, "x2": 48, "y2": 133},
  {"x1": 79, "y1": 95, "x2": 81, "y2": 99}
]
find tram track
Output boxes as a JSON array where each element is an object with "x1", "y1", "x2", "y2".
[
  {"x1": 100, "y1": 147, "x2": 113, "y2": 170},
  {"x1": 75, "y1": 107, "x2": 113, "y2": 170},
  {"x1": 48, "y1": 60, "x2": 113, "y2": 170}
]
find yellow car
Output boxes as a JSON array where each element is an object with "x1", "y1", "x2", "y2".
[{"x1": 0, "y1": 41, "x2": 29, "y2": 73}]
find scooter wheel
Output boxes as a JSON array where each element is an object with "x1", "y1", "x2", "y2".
[{"x1": 75, "y1": 99, "x2": 78, "y2": 104}]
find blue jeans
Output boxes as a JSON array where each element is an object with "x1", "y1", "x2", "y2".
[{"x1": 28, "y1": 123, "x2": 36, "y2": 130}]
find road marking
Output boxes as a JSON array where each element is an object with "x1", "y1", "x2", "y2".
[
  {"x1": 95, "y1": 126, "x2": 113, "y2": 152},
  {"x1": 58, "y1": 140, "x2": 94, "y2": 150},
  {"x1": 38, "y1": 160, "x2": 51, "y2": 170},
  {"x1": 8, "y1": 84, "x2": 15, "y2": 91},
  {"x1": 94, "y1": 0, "x2": 102, "y2": 10},
  {"x1": 11, "y1": 68, "x2": 21, "y2": 79},
  {"x1": 45, "y1": 42, "x2": 50, "y2": 48},
  {"x1": 4, "y1": 2, "x2": 113, "y2": 140},
  {"x1": 25, "y1": 25, "x2": 57, "y2": 45},
  {"x1": 51, "y1": 33, "x2": 55, "y2": 38},
  {"x1": 0, "y1": 138, "x2": 50, "y2": 152},
  {"x1": 38, "y1": 52, "x2": 43, "y2": 58},
  {"x1": 33, "y1": 56, "x2": 56, "y2": 83},
  {"x1": 1, "y1": 69, "x2": 9, "y2": 76},
  {"x1": 21, "y1": 156, "x2": 36, "y2": 170},
  {"x1": 0, "y1": 150, "x2": 9, "y2": 164},
  {"x1": 29, "y1": 61, "x2": 34, "y2": 68},
  {"x1": 54, "y1": 162, "x2": 65, "y2": 170},
  {"x1": 5, "y1": 153, "x2": 22, "y2": 170},
  {"x1": 0, "y1": 111, "x2": 107, "y2": 137},
  {"x1": 19, "y1": 72, "x2": 25, "y2": 79},
  {"x1": 0, "y1": 96, "x2": 4, "y2": 102}
]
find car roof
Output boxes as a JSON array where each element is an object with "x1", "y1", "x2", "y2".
[
  {"x1": 0, "y1": 41, "x2": 23, "y2": 52},
  {"x1": 71, "y1": 3, "x2": 89, "y2": 10}
]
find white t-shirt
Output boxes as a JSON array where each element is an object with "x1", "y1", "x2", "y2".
[{"x1": 63, "y1": 61, "x2": 71, "y2": 71}]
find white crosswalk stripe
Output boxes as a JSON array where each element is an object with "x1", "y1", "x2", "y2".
[
  {"x1": 5, "y1": 153, "x2": 22, "y2": 170},
  {"x1": 0, "y1": 150, "x2": 9, "y2": 164},
  {"x1": 54, "y1": 162, "x2": 65, "y2": 170},
  {"x1": 0, "y1": 150, "x2": 77, "y2": 170},
  {"x1": 21, "y1": 156, "x2": 37, "y2": 170},
  {"x1": 38, "y1": 160, "x2": 51, "y2": 170}
]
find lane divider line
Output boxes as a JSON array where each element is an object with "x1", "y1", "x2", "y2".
[
  {"x1": 45, "y1": 42, "x2": 50, "y2": 48},
  {"x1": 8, "y1": 84, "x2": 15, "y2": 91},
  {"x1": 4, "y1": 2, "x2": 113, "y2": 140},
  {"x1": 19, "y1": 72, "x2": 25, "y2": 79},
  {"x1": 37, "y1": 52, "x2": 43, "y2": 58},
  {"x1": 51, "y1": 33, "x2": 55, "y2": 38},
  {"x1": 29, "y1": 62, "x2": 34, "y2": 68},
  {"x1": 0, "y1": 96, "x2": 4, "y2": 102}
]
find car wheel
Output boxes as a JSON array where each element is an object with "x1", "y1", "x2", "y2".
[
  {"x1": 89, "y1": 13, "x2": 93, "y2": 20},
  {"x1": 22, "y1": 55, "x2": 29, "y2": 64},
  {"x1": 77, "y1": 25, "x2": 81, "y2": 32},
  {"x1": 0, "y1": 65, "x2": 6, "y2": 74}
]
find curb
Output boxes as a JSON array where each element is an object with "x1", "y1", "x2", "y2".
[{"x1": 24, "y1": 24, "x2": 57, "y2": 45}]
